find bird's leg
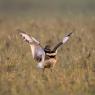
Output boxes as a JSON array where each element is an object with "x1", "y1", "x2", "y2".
[{"x1": 50, "y1": 62, "x2": 56, "y2": 72}]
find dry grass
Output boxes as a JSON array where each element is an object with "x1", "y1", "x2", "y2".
[{"x1": 0, "y1": 15, "x2": 95, "y2": 95}]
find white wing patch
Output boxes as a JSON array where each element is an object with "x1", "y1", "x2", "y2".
[
  {"x1": 19, "y1": 32, "x2": 40, "y2": 44},
  {"x1": 62, "y1": 32, "x2": 73, "y2": 44},
  {"x1": 62, "y1": 36, "x2": 69, "y2": 44},
  {"x1": 19, "y1": 32, "x2": 33, "y2": 43}
]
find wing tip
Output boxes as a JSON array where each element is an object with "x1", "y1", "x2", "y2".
[
  {"x1": 67, "y1": 32, "x2": 73, "y2": 37},
  {"x1": 17, "y1": 29, "x2": 31, "y2": 43}
]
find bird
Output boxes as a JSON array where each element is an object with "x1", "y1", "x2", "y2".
[{"x1": 17, "y1": 29, "x2": 73, "y2": 72}]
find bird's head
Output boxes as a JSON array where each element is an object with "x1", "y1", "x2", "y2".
[{"x1": 44, "y1": 45, "x2": 51, "y2": 53}]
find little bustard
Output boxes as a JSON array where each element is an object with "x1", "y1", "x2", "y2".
[{"x1": 17, "y1": 29, "x2": 73, "y2": 71}]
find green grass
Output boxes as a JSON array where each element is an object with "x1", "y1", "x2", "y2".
[{"x1": 0, "y1": 15, "x2": 95, "y2": 95}]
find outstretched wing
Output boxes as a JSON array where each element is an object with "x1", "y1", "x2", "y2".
[
  {"x1": 17, "y1": 29, "x2": 45, "y2": 62},
  {"x1": 52, "y1": 32, "x2": 73, "y2": 52},
  {"x1": 17, "y1": 29, "x2": 40, "y2": 44}
]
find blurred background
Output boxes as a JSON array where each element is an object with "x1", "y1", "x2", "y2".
[
  {"x1": 0, "y1": 0, "x2": 95, "y2": 16},
  {"x1": 0, "y1": 0, "x2": 95, "y2": 95}
]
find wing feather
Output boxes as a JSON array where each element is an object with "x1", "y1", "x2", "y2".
[
  {"x1": 17, "y1": 29, "x2": 40, "y2": 44},
  {"x1": 18, "y1": 29, "x2": 45, "y2": 62},
  {"x1": 52, "y1": 32, "x2": 73, "y2": 52}
]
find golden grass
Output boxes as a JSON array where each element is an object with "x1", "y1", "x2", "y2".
[{"x1": 0, "y1": 15, "x2": 95, "y2": 95}]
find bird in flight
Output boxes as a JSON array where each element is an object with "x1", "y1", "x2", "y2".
[{"x1": 17, "y1": 29, "x2": 73, "y2": 72}]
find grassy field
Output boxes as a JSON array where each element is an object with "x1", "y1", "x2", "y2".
[{"x1": 0, "y1": 15, "x2": 95, "y2": 95}]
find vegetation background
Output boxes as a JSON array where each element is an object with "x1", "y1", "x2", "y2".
[{"x1": 0, "y1": 0, "x2": 95, "y2": 95}]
